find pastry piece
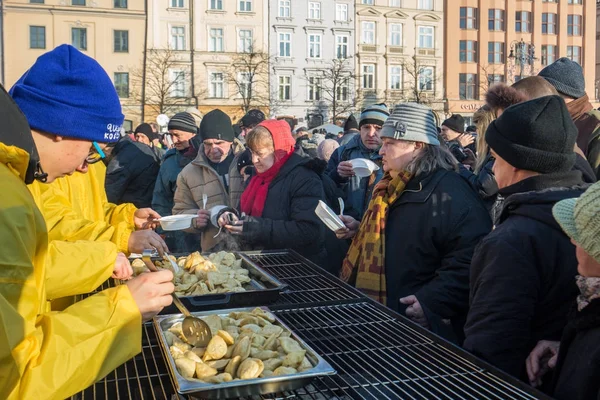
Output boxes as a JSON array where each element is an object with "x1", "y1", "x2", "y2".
[
  {"x1": 261, "y1": 325, "x2": 283, "y2": 337},
  {"x1": 203, "y1": 335, "x2": 228, "y2": 361},
  {"x1": 225, "y1": 355, "x2": 242, "y2": 377},
  {"x1": 237, "y1": 358, "x2": 264, "y2": 380},
  {"x1": 183, "y1": 350, "x2": 202, "y2": 363},
  {"x1": 298, "y1": 357, "x2": 313, "y2": 372},
  {"x1": 217, "y1": 330, "x2": 235, "y2": 345},
  {"x1": 175, "y1": 357, "x2": 197, "y2": 379},
  {"x1": 164, "y1": 331, "x2": 178, "y2": 346},
  {"x1": 238, "y1": 316, "x2": 260, "y2": 327},
  {"x1": 202, "y1": 314, "x2": 223, "y2": 336},
  {"x1": 282, "y1": 350, "x2": 306, "y2": 368},
  {"x1": 262, "y1": 333, "x2": 279, "y2": 351},
  {"x1": 206, "y1": 359, "x2": 230, "y2": 370},
  {"x1": 240, "y1": 324, "x2": 261, "y2": 334},
  {"x1": 170, "y1": 345, "x2": 185, "y2": 360},
  {"x1": 251, "y1": 334, "x2": 266, "y2": 348},
  {"x1": 250, "y1": 349, "x2": 279, "y2": 361},
  {"x1": 273, "y1": 366, "x2": 297, "y2": 376},
  {"x1": 190, "y1": 347, "x2": 206, "y2": 358},
  {"x1": 195, "y1": 362, "x2": 218, "y2": 379},
  {"x1": 231, "y1": 336, "x2": 251, "y2": 360},
  {"x1": 262, "y1": 358, "x2": 283, "y2": 372},
  {"x1": 260, "y1": 370, "x2": 274, "y2": 378},
  {"x1": 279, "y1": 337, "x2": 303, "y2": 354},
  {"x1": 201, "y1": 372, "x2": 233, "y2": 384}
]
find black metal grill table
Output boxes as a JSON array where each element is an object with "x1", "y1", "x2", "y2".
[{"x1": 70, "y1": 250, "x2": 549, "y2": 400}]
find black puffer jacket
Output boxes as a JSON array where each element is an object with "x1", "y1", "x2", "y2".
[
  {"x1": 242, "y1": 152, "x2": 326, "y2": 266},
  {"x1": 459, "y1": 152, "x2": 498, "y2": 212},
  {"x1": 384, "y1": 168, "x2": 492, "y2": 344},
  {"x1": 105, "y1": 136, "x2": 161, "y2": 208},
  {"x1": 552, "y1": 299, "x2": 600, "y2": 400},
  {"x1": 464, "y1": 171, "x2": 589, "y2": 380}
]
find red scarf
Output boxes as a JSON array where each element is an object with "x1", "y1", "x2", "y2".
[{"x1": 240, "y1": 120, "x2": 295, "y2": 217}]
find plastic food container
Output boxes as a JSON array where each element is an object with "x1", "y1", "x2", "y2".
[
  {"x1": 349, "y1": 158, "x2": 380, "y2": 178},
  {"x1": 157, "y1": 214, "x2": 197, "y2": 231}
]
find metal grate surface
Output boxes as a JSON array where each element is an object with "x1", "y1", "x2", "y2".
[{"x1": 242, "y1": 251, "x2": 362, "y2": 307}]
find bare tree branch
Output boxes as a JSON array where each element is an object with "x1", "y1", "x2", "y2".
[
  {"x1": 398, "y1": 55, "x2": 438, "y2": 105},
  {"x1": 226, "y1": 45, "x2": 272, "y2": 114}
]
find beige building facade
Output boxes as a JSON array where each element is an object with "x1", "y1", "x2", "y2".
[
  {"x1": 147, "y1": 0, "x2": 268, "y2": 124},
  {"x1": 3, "y1": 0, "x2": 146, "y2": 130},
  {"x1": 445, "y1": 0, "x2": 597, "y2": 123},
  {"x1": 355, "y1": 0, "x2": 445, "y2": 116}
]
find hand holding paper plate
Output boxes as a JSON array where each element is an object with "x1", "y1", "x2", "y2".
[
  {"x1": 348, "y1": 158, "x2": 380, "y2": 178},
  {"x1": 315, "y1": 200, "x2": 345, "y2": 232}
]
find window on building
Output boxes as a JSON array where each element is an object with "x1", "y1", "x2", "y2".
[
  {"x1": 337, "y1": 77, "x2": 349, "y2": 101},
  {"x1": 278, "y1": 0, "x2": 290, "y2": 17},
  {"x1": 417, "y1": 0, "x2": 432, "y2": 10},
  {"x1": 390, "y1": 0, "x2": 401, "y2": 6},
  {"x1": 238, "y1": 72, "x2": 251, "y2": 98},
  {"x1": 362, "y1": 64, "x2": 375, "y2": 89},
  {"x1": 170, "y1": 70, "x2": 186, "y2": 97},
  {"x1": 72, "y1": 0, "x2": 85, "y2": 5},
  {"x1": 488, "y1": 9, "x2": 504, "y2": 31},
  {"x1": 541, "y1": 45, "x2": 556, "y2": 66},
  {"x1": 390, "y1": 66, "x2": 402, "y2": 90},
  {"x1": 568, "y1": 15, "x2": 582, "y2": 36},
  {"x1": 460, "y1": 7, "x2": 478, "y2": 30},
  {"x1": 362, "y1": 0, "x2": 373, "y2": 4},
  {"x1": 336, "y1": 35, "x2": 348, "y2": 59},
  {"x1": 488, "y1": 42, "x2": 504, "y2": 63},
  {"x1": 487, "y1": 74, "x2": 505, "y2": 86},
  {"x1": 114, "y1": 0, "x2": 127, "y2": 8},
  {"x1": 278, "y1": 32, "x2": 291, "y2": 57},
  {"x1": 568, "y1": 0, "x2": 582, "y2": 4},
  {"x1": 238, "y1": 29, "x2": 253, "y2": 53},
  {"x1": 543, "y1": 0, "x2": 558, "y2": 2},
  {"x1": 459, "y1": 40, "x2": 477, "y2": 63},
  {"x1": 308, "y1": 2, "x2": 321, "y2": 19},
  {"x1": 542, "y1": 13, "x2": 557, "y2": 34},
  {"x1": 209, "y1": 28, "x2": 224, "y2": 52},
  {"x1": 114, "y1": 72, "x2": 129, "y2": 98},
  {"x1": 114, "y1": 30, "x2": 129, "y2": 52},
  {"x1": 516, "y1": 11, "x2": 531, "y2": 33},
  {"x1": 30, "y1": 0, "x2": 44, "y2": 3},
  {"x1": 171, "y1": 26, "x2": 185, "y2": 50},
  {"x1": 309, "y1": 34, "x2": 322, "y2": 58},
  {"x1": 71, "y1": 27, "x2": 87, "y2": 50},
  {"x1": 278, "y1": 75, "x2": 291, "y2": 100},
  {"x1": 389, "y1": 24, "x2": 402, "y2": 46},
  {"x1": 171, "y1": 0, "x2": 183, "y2": 7},
  {"x1": 209, "y1": 72, "x2": 225, "y2": 98},
  {"x1": 210, "y1": 0, "x2": 222, "y2": 10},
  {"x1": 336, "y1": 3, "x2": 348, "y2": 21},
  {"x1": 567, "y1": 46, "x2": 581, "y2": 64},
  {"x1": 239, "y1": 0, "x2": 251, "y2": 12},
  {"x1": 418, "y1": 67, "x2": 434, "y2": 91},
  {"x1": 459, "y1": 73, "x2": 478, "y2": 100},
  {"x1": 29, "y1": 26, "x2": 46, "y2": 49},
  {"x1": 307, "y1": 77, "x2": 322, "y2": 101},
  {"x1": 417, "y1": 26, "x2": 434, "y2": 48},
  {"x1": 362, "y1": 21, "x2": 375, "y2": 44}
]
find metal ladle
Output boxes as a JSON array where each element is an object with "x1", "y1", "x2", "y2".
[{"x1": 141, "y1": 250, "x2": 212, "y2": 347}]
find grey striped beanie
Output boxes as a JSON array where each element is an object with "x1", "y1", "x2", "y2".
[
  {"x1": 381, "y1": 103, "x2": 440, "y2": 146},
  {"x1": 359, "y1": 103, "x2": 389, "y2": 128},
  {"x1": 168, "y1": 112, "x2": 198, "y2": 134}
]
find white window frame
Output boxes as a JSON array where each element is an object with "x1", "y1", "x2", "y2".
[
  {"x1": 390, "y1": 0, "x2": 401, "y2": 6},
  {"x1": 417, "y1": 25, "x2": 434, "y2": 49},
  {"x1": 278, "y1": 32, "x2": 291, "y2": 57},
  {"x1": 336, "y1": 35, "x2": 349, "y2": 59},
  {"x1": 237, "y1": 72, "x2": 251, "y2": 98},
  {"x1": 209, "y1": 28, "x2": 224, "y2": 52},
  {"x1": 389, "y1": 23, "x2": 402, "y2": 46},
  {"x1": 308, "y1": 2, "x2": 321, "y2": 20},
  {"x1": 238, "y1": 0, "x2": 252, "y2": 12},
  {"x1": 278, "y1": 75, "x2": 291, "y2": 100},
  {"x1": 389, "y1": 66, "x2": 402, "y2": 90},
  {"x1": 278, "y1": 0, "x2": 290, "y2": 17},
  {"x1": 362, "y1": 64, "x2": 375, "y2": 89},
  {"x1": 337, "y1": 77, "x2": 349, "y2": 102},
  {"x1": 307, "y1": 76, "x2": 322, "y2": 101},
  {"x1": 417, "y1": 0, "x2": 432, "y2": 10},
  {"x1": 362, "y1": 0, "x2": 373, "y2": 4},
  {"x1": 362, "y1": 21, "x2": 375, "y2": 44},
  {"x1": 335, "y1": 3, "x2": 348, "y2": 21},
  {"x1": 170, "y1": 26, "x2": 186, "y2": 50},
  {"x1": 238, "y1": 29, "x2": 253, "y2": 53},
  {"x1": 308, "y1": 34, "x2": 322, "y2": 58},
  {"x1": 171, "y1": 0, "x2": 184, "y2": 7},
  {"x1": 209, "y1": 71, "x2": 225, "y2": 98},
  {"x1": 209, "y1": 0, "x2": 223, "y2": 10},
  {"x1": 418, "y1": 66, "x2": 434, "y2": 91},
  {"x1": 169, "y1": 69, "x2": 186, "y2": 97}
]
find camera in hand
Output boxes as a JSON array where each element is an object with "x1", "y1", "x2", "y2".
[{"x1": 448, "y1": 141, "x2": 468, "y2": 163}]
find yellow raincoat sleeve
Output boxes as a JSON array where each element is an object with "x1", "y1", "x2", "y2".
[{"x1": 0, "y1": 159, "x2": 142, "y2": 400}]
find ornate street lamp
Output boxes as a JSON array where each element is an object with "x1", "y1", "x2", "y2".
[{"x1": 508, "y1": 38, "x2": 536, "y2": 81}]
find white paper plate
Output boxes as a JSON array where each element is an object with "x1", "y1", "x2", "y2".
[
  {"x1": 349, "y1": 158, "x2": 380, "y2": 178},
  {"x1": 157, "y1": 214, "x2": 196, "y2": 231},
  {"x1": 315, "y1": 200, "x2": 345, "y2": 232}
]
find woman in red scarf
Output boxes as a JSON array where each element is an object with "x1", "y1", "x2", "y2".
[{"x1": 219, "y1": 120, "x2": 327, "y2": 264}]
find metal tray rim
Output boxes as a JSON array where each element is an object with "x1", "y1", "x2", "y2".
[{"x1": 153, "y1": 306, "x2": 336, "y2": 396}]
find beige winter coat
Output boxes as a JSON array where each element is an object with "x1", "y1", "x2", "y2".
[{"x1": 173, "y1": 140, "x2": 245, "y2": 251}]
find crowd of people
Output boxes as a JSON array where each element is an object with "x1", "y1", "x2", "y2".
[{"x1": 1, "y1": 44, "x2": 600, "y2": 399}]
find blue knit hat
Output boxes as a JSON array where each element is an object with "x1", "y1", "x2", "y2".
[
  {"x1": 360, "y1": 103, "x2": 389, "y2": 128},
  {"x1": 10, "y1": 44, "x2": 124, "y2": 143}
]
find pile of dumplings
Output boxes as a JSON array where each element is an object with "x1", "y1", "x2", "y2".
[
  {"x1": 131, "y1": 251, "x2": 252, "y2": 296},
  {"x1": 164, "y1": 307, "x2": 314, "y2": 383}
]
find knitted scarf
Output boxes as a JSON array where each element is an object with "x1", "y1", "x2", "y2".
[
  {"x1": 576, "y1": 275, "x2": 600, "y2": 311},
  {"x1": 340, "y1": 171, "x2": 413, "y2": 304}
]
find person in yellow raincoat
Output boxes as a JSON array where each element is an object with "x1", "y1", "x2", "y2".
[{"x1": 0, "y1": 45, "x2": 174, "y2": 399}]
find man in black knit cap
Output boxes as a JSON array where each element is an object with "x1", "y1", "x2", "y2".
[
  {"x1": 339, "y1": 114, "x2": 360, "y2": 146},
  {"x1": 464, "y1": 95, "x2": 590, "y2": 387},
  {"x1": 238, "y1": 109, "x2": 266, "y2": 141}
]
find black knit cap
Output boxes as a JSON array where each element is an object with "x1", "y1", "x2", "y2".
[
  {"x1": 200, "y1": 109, "x2": 235, "y2": 142},
  {"x1": 240, "y1": 109, "x2": 265, "y2": 128},
  {"x1": 135, "y1": 123, "x2": 159, "y2": 141},
  {"x1": 168, "y1": 112, "x2": 198, "y2": 134},
  {"x1": 485, "y1": 95, "x2": 577, "y2": 174},
  {"x1": 344, "y1": 114, "x2": 358, "y2": 131},
  {"x1": 538, "y1": 57, "x2": 586, "y2": 99},
  {"x1": 442, "y1": 114, "x2": 465, "y2": 134}
]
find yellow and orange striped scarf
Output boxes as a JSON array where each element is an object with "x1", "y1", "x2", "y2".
[{"x1": 340, "y1": 171, "x2": 413, "y2": 304}]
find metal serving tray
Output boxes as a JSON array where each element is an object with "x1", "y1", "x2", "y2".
[
  {"x1": 129, "y1": 252, "x2": 287, "y2": 312},
  {"x1": 153, "y1": 306, "x2": 336, "y2": 399}
]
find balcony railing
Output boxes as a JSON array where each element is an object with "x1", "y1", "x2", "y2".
[
  {"x1": 387, "y1": 45, "x2": 404, "y2": 54},
  {"x1": 359, "y1": 44, "x2": 378, "y2": 53}
]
